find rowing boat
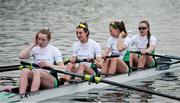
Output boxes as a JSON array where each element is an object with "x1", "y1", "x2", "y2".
[{"x1": 1, "y1": 58, "x2": 180, "y2": 102}]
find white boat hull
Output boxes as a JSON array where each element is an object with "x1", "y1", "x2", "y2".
[{"x1": 1, "y1": 64, "x2": 180, "y2": 102}]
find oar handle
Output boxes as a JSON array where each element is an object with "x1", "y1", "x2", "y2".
[
  {"x1": 130, "y1": 51, "x2": 141, "y2": 54},
  {"x1": 64, "y1": 57, "x2": 95, "y2": 64},
  {"x1": 130, "y1": 51, "x2": 151, "y2": 56},
  {"x1": 77, "y1": 55, "x2": 119, "y2": 63},
  {"x1": 64, "y1": 55, "x2": 119, "y2": 64},
  {"x1": 105, "y1": 55, "x2": 119, "y2": 58},
  {"x1": 130, "y1": 51, "x2": 155, "y2": 56},
  {"x1": 76, "y1": 58, "x2": 94, "y2": 63},
  {"x1": 20, "y1": 61, "x2": 50, "y2": 70},
  {"x1": 20, "y1": 61, "x2": 38, "y2": 67}
]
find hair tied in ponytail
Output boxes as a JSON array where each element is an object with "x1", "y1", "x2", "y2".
[{"x1": 44, "y1": 26, "x2": 49, "y2": 31}]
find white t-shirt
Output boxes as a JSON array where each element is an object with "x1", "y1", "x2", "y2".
[
  {"x1": 131, "y1": 34, "x2": 157, "y2": 51},
  {"x1": 72, "y1": 39, "x2": 101, "y2": 59},
  {"x1": 106, "y1": 36, "x2": 131, "y2": 59},
  {"x1": 30, "y1": 44, "x2": 63, "y2": 64}
]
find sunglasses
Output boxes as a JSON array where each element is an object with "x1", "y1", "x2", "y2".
[{"x1": 138, "y1": 27, "x2": 147, "y2": 30}]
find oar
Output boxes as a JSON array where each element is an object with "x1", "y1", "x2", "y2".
[
  {"x1": 130, "y1": 51, "x2": 180, "y2": 60},
  {"x1": 0, "y1": 57, "x2": 88, "y2": 72},
  {"x1": 157, "y1": 60, "x2": 180, "y2": 65},
  {"x1": 0, "y1": 65, "x2": 20, "y2": 72},
  {"x1": 0, "y1": 55, "x2": 119, "y2": 72},
  {"x1": 128, "y1": 57, "x2": 180, "y2": 75},
  {"x1": 106, "y1": 55, "x2": 119, "y2": 58},
  {"x1": 100, "y1": 79, "x2": 180, "y2": 101},
  {"x1": 64, "y1": 54, "x2": 119, "y2": 64},
  {"x1": 47, "y1": 66, "x2": 180, "y2": 101}
]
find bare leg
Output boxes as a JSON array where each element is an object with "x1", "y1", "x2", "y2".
[
  {"x1": 84, "y1": 66, "x2": 96, "y2": 75},
  {"x1": 30, "y1": 69, "x2": 54, "y2": 92},
  {"x1": 130, "y1": 53, "x2": 138, "y2": 67},
  {"x1": 116, "y1": 59, "x2": 128, "y2": 74},
  {"x1": 63, "y1": 63, "x2": 76, "y2": 81},
  {"x1": 19, "y1": 69, "x2": 33, "y2": 94},
  {"x1": 138, "y1": 55, "x2": 147, "y2": 68},
  {"x1": 145, "y1": 56, "x2": 154, "y2": 67},
  {"x1": 108, "y1": 58, "x2": 118, "y2": 75},
  {"x1": 129, "y1": 53, "x2": 134, "y2": 67},
  {"x1": 101, "y1": 58, "x2": 110, "y2": 74},
  {"x1": 75, "y1": 64, "x2": 85, "y2": 80}
]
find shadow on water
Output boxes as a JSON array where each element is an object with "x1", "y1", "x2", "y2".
[{"x1": 158, "y1": 72, "x2": 179, "y2": 81}]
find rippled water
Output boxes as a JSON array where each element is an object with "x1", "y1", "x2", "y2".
[{"x1": 0, "y1": 0, "x2": 180, "y2": 102}]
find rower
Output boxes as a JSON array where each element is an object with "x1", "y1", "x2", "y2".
[
  {"x1": 130, "y1": 20, "x2": 157, "y2": 68},
  {"x1": 60, "y1": 22, "x2": 103, "y2": 83},
  {"x1": 101, "y1": 20, "x2": 131, "y2": 75},
  {"x1": 18, "y1": 28, "x2": 65, "y2": 94}
]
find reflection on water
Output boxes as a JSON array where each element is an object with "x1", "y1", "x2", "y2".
[
  {"x1": 0, "y1": 0, "x2": 180, "y2": 102},
  {"x1": 100, "y1": 88, "x2": 130, "y2": 102},
  {"x1": 0, "y1": 76, "x2": 16, "y2": 86},
  {"x1": 159, "y1": 72, "x2": 179, "y2": 81},
  {"x1": 0, "y1": 71, "x2": 20, "y2": 89}
]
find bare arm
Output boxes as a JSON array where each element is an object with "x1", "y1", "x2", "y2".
[
  {"x1": 117, "y1": 31, "x2": 127, "y2": 52},
  {"x1": 146, "y1": 44, "x2": 155, "y2": 53},
  {"x1": 19, "y1": 34, "x2": 37, "y2": 59},
  {"x1": 55, "y1": 61, "x2": 65, "y2": 69},
  {"x1": 19, "y1": 43, "x2": 36, "y2": 59},
  {"x1": 102, "y1": 47, "x2": 111, "y2": 58},
  {"x1": 38, "y1": 61, "x2": 65, "y2": 70},
  {"x1": 51, "y1": 61, "x2": 65, "y2": 70},
  {"x1": 95, "y1": 57, "x2": 103, "y2": 68},
  {"x1": 70, "y1": 56, "x2": 77, "y2": 63}
]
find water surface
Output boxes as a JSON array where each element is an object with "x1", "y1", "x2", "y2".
[{"x1": 0, "y1": 0, "x2": 180, "y2": 102}]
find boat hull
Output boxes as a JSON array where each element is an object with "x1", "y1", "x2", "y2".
[{"x1": 2, "y1": 63, "x2": 180, "y2": 102}]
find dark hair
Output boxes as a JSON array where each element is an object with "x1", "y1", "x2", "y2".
[
  {"x1": 109, "y1": 20, "x2": 127, "y2": 37},
  {"x1": 36, "y1": 27, "x2": 51, "y2": 41},
  {"x1": 139, "y1": 20, "x2": 151, "y2": 48},
  {"x1": 76, "y1": 21, "x2": 89, "y2": 37}
]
